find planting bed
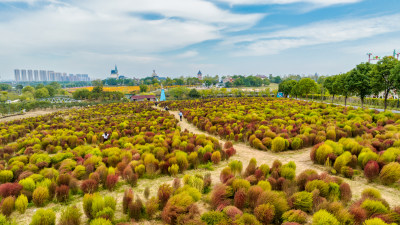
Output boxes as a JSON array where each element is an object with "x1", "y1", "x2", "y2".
[
  {"x1": 162, "y1": 98, "x2": 400, "y2": 187},
  {"x1": 0, "y1": 102, "x2": 235, "y2": 224}
]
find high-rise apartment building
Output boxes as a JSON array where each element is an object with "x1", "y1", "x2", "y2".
[
  {"x1": 28, "y1": 70, "x2": 33, "y2": 82},
  {"x1": 14, "y1": 69, "x2": 21, "y2": 82},
  {"x1": 34, "y1": 70, "x2": 39, "y2": 81},
  {"x1": 21, "y1": 69, "x2": 27, "y2": 82},
  {"x1": 40, "y1": 70, "x2": 47, "y2": 81}
]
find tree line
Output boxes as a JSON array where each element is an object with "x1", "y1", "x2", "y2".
[{"x1": 279, "y1": 56, "x2": 400, "y2": 110}]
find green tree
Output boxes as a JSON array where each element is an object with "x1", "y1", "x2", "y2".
[
  {"x1": 392, "y1": 63, "x2": 400, "y2": 107},
  {"x1": 347, "y1": 62, "x2": 373, "y2": 108},
  {"x1": 139, "y1": 84, "x2": 148, "y2": 93},
  {"x1": 323, "y1": 76, "x2": 339, "y2": 103},
  {"x1": 263, "y1": 78, "x2": 271, "y2": 86},
  {"x1": 91, "y1": 79, "x2": 103, "y2": 94},
  {"x1": 169, "y1": 87, "x2": 189, "y2": 99},
  {"x1": 72, "y1": 89, "x2": 91, "y2": 100},
  {"x1": 45, "y1": 85, "x2": 56, "y2": 97},
  {"x1": 34, "y1": 88, "x2": 50, "y2": 99},
  {"x1": 334, "y1": 73, "x2": 351, "y2": 106},
  {"x1": 49, "y1": 81, "x2": 61, "y2": 90},
  {"x1": 188, "y1": 88, "x2": 200, "y2": 98},
  {"x1": 0, "y1": 84, "x2": 11, "y2": 91},
  {"x1": 22, "y1": 86, "x2": 35, "y2": 94},
  {"x1": 297, "y1": 78, "x2": 318, "y2": 98},
  {"x1": 35, "y1": 84, "x2": 44, "y2": 89},
  {"x1": 370, "y1": 56, "x2": 400, "y2": 110},
  {"x1": 278, "y1": 80, "x2": 297, "y2": 97}
]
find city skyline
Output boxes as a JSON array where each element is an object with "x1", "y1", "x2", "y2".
[
  {"x1": 14, "y1": 69, "x2": 90, "y2": 82},
  {"x1": 0, "y1": 0, "x2": 399, "y2": 79}
]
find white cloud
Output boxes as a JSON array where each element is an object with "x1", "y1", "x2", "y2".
[
  {"x1": 215, "y1": 0, "x2": 361, "y2": 6},
  {"x1": 177, "y1": 50, "x2": 199, "y2": 58},
  {"x1": 227, "y1": 13, "x2": 400, "y2": 56}
]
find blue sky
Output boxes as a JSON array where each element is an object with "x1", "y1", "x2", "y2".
[{"x1": 0, "y1": 0, "x2": 399, "y2": 79}]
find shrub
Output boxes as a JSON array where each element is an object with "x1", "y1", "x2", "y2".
[
  {"x1": 0, "y1": 170, "x2": 13, "y2": 184},
  {"x1": 72, "y1": 165, "x2": 86, "y2": 180},
  {"x1": 234, "y1": 188, "x2": 246, "y2": 210},
  {"x1": 362, "y1": 188, "x2": 381, "y2": 199},
  {"x1": 361, "y1": 199, "x2": 388, "y2": 215},
  {"x1": 363, "y1": 218, "x2": 392, "y2": 225},
  {"x1": 32, "y1": 186, "x2": 49, "y2": 207},
  {"x1": 254, "y1": 203, "x2": 275, "y2": 225},
  {"x1": 312, "y1": 209, "x2": 340, "y2": 225},
  {"x1": 247, "y1": 186, "x2": 264, "y2": 209},
  {"x1": 30, "y1": 209, "x2": 55, "y2": 225},
  {"x1": 89, "y1": 218, "x2": 112, "y2": 225},
  {"x1": 56, "y1": 185, "x2": 70, "y2": 202},
  {"x1": 59, "y1": 205, "x2": 82, "y2": 225},
  {"x1": 364, "y1": 160, "x2": 380, "y2": 181},
  {"x1": 379, "y1": 162, "x2": 400, "y2": 185},
  {"x1": 244, "y1": 158, "x2": 257, "y2": 177},
  {"x1": 350, "y1": 206, "x2": 367, "y2": 224},
  {"x1": 211, "y1": 151, "x2": 221, "y2": 164},
  {"x1": 135, "y1": 164, "x2": 145, "y2": 177},
  {"x1": 271, "y1": 137, "x2": 287, "y2": 152},
  {"x1": 281, "y1": 166, "x2": 296, "y2": 181},
  {"x1": 15, "y1": 194, "x2": 28, "y2": 214},
  {"x1": 223, "y1": 206, "x2": 243, "y2": 220},
  {"x1": 161, "y1": 192, "x2": 195, "y2": 224},
  {"x1": 256, "y1": 190, "x2": 289, "y2": 220},
  {"x1": 168, "y1": 164, "x2": 179, "y2": 176},
  {"x1": 282, "y1": 210, "x2": 307, "y2": 224},
  {"x1": 305, "y1": 180, "x2": 329, "y2": 197},
  {"x1": 128, "y1": 197, "x2": 143, "y2": 221},
  {"x1": 0, "y1": 183, "x2": 22, "y2": 198},
  {"x1": 158, "y1": 184, "x2": 173, "y2": 209},
  {"x1": 314, "y1": 144, "x2": 333, "y2": 164},
  {"x1": 81, "y1": 179, "x2": 98, "y2": 194},
  {"x1": 123, "y1": 189, "x2": 134, "y2": 214},
  {"x1": 57, "y1": 173, "x2": 71, "y2": 186},
  {"x1": 201, "y1": 211, "x2": 227, "y2": 225},
  {"x1": 232, "y1": 179, "x2": 251, "y2": 192},
  {"x1": 291, "y1": 137, "x2": 303, "y2": 150},
  {"x1": 333, "y1": 151, "x2": 352, "y2": 172},
  {"x1": 211, "y1": 184, "x2": 232, "y2": 210},
  {"x1": 235, "y1": 213, "x2": 261, "y2": 225},
  {"x1": 339, "y1": 183, "x2": 352, "y2": 203},
  {"x1": 144, "y1": 186, "x2": 150, "y2": 199},
  {"x1": 341, "y1": 166, "x2": 354, "y2": 178},
  {"x1": 83, "y1": 194, "x2": 94, "y2": 219},
  {"x1": 145, "y1": 197, "x2": 159, "y2": 219},
  {"x1": 1, "y1": 196, "x2": 14, "y2": 217},
  {"x1": 105, "y1": 174, "x2": 118, "y2": 191},
  {"x1": 291, "y1": 191, "x2": 313, "y2": 212},
  {"x1": 123, "y1": 167, "x2": 138, "y2": 187}
]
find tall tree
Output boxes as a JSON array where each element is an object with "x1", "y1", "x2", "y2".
[
  {"x1": 370, "y1": 56, "x2": 400, "y2": 110},
  {"x1": 333, "y1": 73, "x2": 351, "y2": 106},
  {"x1": 297, "y1": 78, "x2": 318, "y2": 98},
  {"x1": 391, "y1": 63, "x2": 400, "y2": 107},
  {"x1": 347, "y1": 62, "x2": 373, "y2": 108},
  {"x1": 278, "y1": 80, "x2": 297, "y2": 97},
  {"x1": 323, "y1": 76, "x2": 339, "y2": 103}
]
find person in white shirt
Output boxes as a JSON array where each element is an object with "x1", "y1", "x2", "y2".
[{"x1": 102, "y1": 132, "x2": 110, "y2": 142}]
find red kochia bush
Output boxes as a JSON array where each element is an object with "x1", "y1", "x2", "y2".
[
  {"x1": 157, "y1": 184, "x2": 173, "y2": 209},
  {"x1": 350, "y1": 206, "x2": 367, "y2": 224},
  {"x1": 56, "y1": 185, "x2": 70, "y2": 202},
  {"x1": 364, "y1": 160, "x2": 380, "y2": 181},
  {"x1": 0, "y1": 183, "x2": 22, "y2": 198},
  {"x1": 339, "y1": 182, "x2": 352, "y2": 203},
  {"x1": 106, "y1": 174, "x2": 118, "y2": 191},
  {"x1": 1, "y1": 196, "x2": 15, "y2": 217},
  {"x1": 123, "y1": 189, "x2": 134, "y2": 214},
  {"x1": 247, "y1": 186, "x2": 264, "y2": 209},
  {"x1": 80, "y1": 179, "x2": 98, "y2": 194},
  {"x1": 211, "y1": 184, "x2": 231, "y2": 210},
  {"x1": 234, "y1": 188, "x2": 246, "y2": 210}
]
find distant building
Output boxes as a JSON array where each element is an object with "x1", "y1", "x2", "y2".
[
  {"x1": 152, "y1": 70, "x2": 158, "y2": 78},
  {"x1": 14, "y1": 69, "x2": 20, "y2": 82},
  {"x1": 34, "y1": 70, "x2": 39, "y2": 81},
  {"x1": 130, "y1": 95, "x2": 156, "y2": 102},
  {"x1": 256, "y1": 74, "x2": 267, "y2": 79},
  {"x1": 110, "y1": 65, "x2": 119, "y2": 79},
  {"x1": 197, "y1": 70, "x2": 203, "y2": 80},
  {"x1": 40, "y1": 70, "x2": 47, "y2": 81},
  {"x1": 21, "y1": 70, "x2": 27, "y2": 82},
  {"x1": 28, "y1": 70, "x2": 33, "y2": 81}
]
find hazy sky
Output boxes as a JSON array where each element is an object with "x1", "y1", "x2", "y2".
[{"x1": 0, "y1": 0, "x2": 399, "y2": 79}]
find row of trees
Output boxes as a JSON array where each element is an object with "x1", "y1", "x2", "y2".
[{"x1": 278, "y1": 57, "x2": 400, "y2": 110}]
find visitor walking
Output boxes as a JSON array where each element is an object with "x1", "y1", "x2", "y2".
[
  {"x1": 179, "y1": 111, "x2": 183, "y2": 121},
  {"x1": 102, "y1": 132, "x2": 110, "y2": 142}
]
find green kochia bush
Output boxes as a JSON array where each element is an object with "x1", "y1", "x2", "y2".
[
  {"x1": 312, "y1": 209, "x2": 340, "y2": 225},
  {"x1": 282, "y1": 209, "x2": 307, "y2": 224},
  {"x1": 271, "y1": 137, "x2": 288, "y2": 152},
  {"x1": 291, "y1": 191, "x2": 313, "y2": 212},
  {"x1": 361, "y1": 199, "x2": 388, "y2": 215},
  {"x1": 201, "y1": 211, "x2": 228, "y2": 225},
  {"x1": 314, "y1": 144, "x2": 333, "y2": 164},
  {"x1": 305, "y1": 180, "x2": 329, "y2": 197},
  {"x1": 379, "y1": 162, "x2": 400, "y2": 185},
  {"x1": 30, "y1": 209, "x2": 56, "y2": 225}
]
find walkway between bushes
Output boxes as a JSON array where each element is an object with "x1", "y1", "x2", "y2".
[{"x1": 166, "y1": 108, "x2": 400, "y2": 207}]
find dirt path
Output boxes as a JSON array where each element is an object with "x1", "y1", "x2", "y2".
[
  {"x1": 169, "y1": 110, "x2": 400, "y2": 207},
  {"x1": 0, "y1": 109, "x2": 60, "y2": 122}
]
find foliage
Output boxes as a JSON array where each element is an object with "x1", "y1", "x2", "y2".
[{"x1": 30, "y1": 209, "x2": 55, "y2": 225}]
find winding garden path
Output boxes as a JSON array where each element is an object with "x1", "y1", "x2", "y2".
[{"x1": 168, "y1": 109, "x2": 400, "y2": 207}]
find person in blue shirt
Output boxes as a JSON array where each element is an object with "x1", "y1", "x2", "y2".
[{"x1": 179, "y1": 111, "x2": 183, "y2": 121}]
